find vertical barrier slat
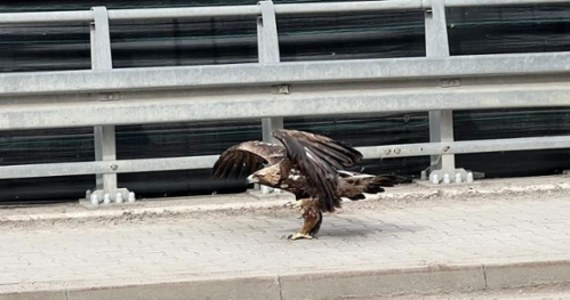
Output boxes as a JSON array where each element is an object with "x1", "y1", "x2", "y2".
[
  {"x1": 257, "y1": 0, "x2": 283, "y2": 145},
  {"x1": 257, "y1": 0, "x2": 283, "y2": 193},
  {"x1": 90, "y1": 7, "x2": 123, "y2": 202},
  {"x1": 424, "y1": 0, "x2": 465, "y2": 182},
  {"x1": 257, "y1": 1, "x2": 281, "y2": 66}
]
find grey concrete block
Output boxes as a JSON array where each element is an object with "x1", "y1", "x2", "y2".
[
  {"x1": 66, "y1": 275, "x2": 281, "y2": 300},
  {"x1": 485, "y1": 260, "x2": 570, "y2": 289},
  {"x1": 0, "y1": 290, "x2": 66, "y2": 300},
  {"x1": 279, "y1": 265, "x2": 486, "y2": 300}
]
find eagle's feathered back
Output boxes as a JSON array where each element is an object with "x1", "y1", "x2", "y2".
[{"x1": 272, "y1": 129, "x2": 362, "y2": 212}]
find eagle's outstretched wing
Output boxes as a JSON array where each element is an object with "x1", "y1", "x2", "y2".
[
  {"x1": 212, "y1": 141, "x2": 287, "y2": 179},
  {"x1": 272, "y1": 129, "x2": 363, "y2": 212}
]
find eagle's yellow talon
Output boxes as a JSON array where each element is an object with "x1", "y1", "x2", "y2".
[
  {"x1": 283, "y1": 201, "x2": 293, "y2": 208},
  {"x1": 283, "y1": 201, "x2": 301, "y2": 209},
  {"x1": 287, "y1": 233, "x2": 313, "y2": 240}
]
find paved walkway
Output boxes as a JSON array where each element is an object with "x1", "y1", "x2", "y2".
[{"x1": 1, "y1": 177, "x2": 570, "y2": 299}]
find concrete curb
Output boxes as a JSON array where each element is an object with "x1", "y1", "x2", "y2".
[
  {"x1": 2, "y1": 260, "x2": 569, "y2": 300},
  {"x1": 2, "y1": 175, "x2": 570, "y2": 225},
  {"x1": 0, "y1": 192, "x2": 295, "y2": 224}
]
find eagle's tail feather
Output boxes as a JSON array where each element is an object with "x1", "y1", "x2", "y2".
[
  {"x1": 365, "y1": 174, "x2": 412, "y2": 191},
  {"x1": 342, "y1": 173, "x2": 412, "y2": 201},
  {"x1": 347, "y1": 193, "x2": 366, "y2": 201}
]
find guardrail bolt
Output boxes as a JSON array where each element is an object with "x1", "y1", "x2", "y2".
[
  {"x1": 466, "y1": 172, "x2": 474, "y2": 183},
  {"x1": 276, "y1": 85, "x2": 290, "y2": 95},
  {"x1": 384, "y1": 149, "x2": 391, "y2": 155},
  {"x1": 110, "y1": 164, "x2": 118, "y2": 171},
  {"x1": 443, "y1": 173, "x2": 451, "y2": 184},
  {"x1": 128, "y1": 192, "x2": 136, "y2": 203},
  {"x1": 103, "y1": 193, "x2": 111, "y2": 205},
  {"x1": 455, "y1": 173, "x2": 462, "y2": 184},
  {"x1": 89, "y1": 194, "x2": 99, "y2": 206},
  {"x1": 440, "y1": 79, "x2": 461, "y2": 88},
  {"x1": 394, "y1": 148, "x2": 401, "y2": 154},
  {"x1": 115, "y1": 192, "x2": 123, "y2": 204},
  {"x1": 442, "y1": 145, "x2": 450, "y2": 152},
  {"x1": 430, "y1": 173, "x2": 439, "y2": 184}
]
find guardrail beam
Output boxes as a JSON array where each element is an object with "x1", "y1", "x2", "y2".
[
  {"x1": 1, "y1": 81, "x2": 569, "y2": 130},
  {"x1": 3, "y1": 0, "x2": 569, "y2": 25},
  {"x1": 2, "y1": 52, "x2": 570, "y2": 96},
  {"x1": 2, "y1": 135, "x2": 570, "y2": 180},
  {"x1": 444, "y1": 0, "x2": 570, "y2": 7}
]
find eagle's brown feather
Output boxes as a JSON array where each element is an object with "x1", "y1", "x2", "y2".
[
  {"x1": 212, "y1": 141, "x2": 286, "y2": 179},
  {"x1": 272, "y1": 129, "x2": 362, "y2": 212}
]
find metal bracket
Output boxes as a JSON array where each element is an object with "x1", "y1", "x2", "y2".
[
  {"x1": 440, "y1": 79, "x2": 461, "y2": 88},
  {"x1": 96, "y1": 92, "x2": 122, "y2": 101},
  {"x1": 420, "y1": 0, "x2": 432, "y2": 11},
  {"x1": 273, "y1": 84, "x2": 290, "y2": 95},
  {"x1": 83, "y1": 188, "x2": 134, "y2": 206}
]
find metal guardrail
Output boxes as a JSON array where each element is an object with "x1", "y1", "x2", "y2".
[
  {"x1": 1, "y1": 0, "x2": 569, "y2": 23},
  {"x1": 2, "y1": 52, "x2": 570, "y2": 97},
  {"x1": 1, "y1": 0, "x2": 569, "y2": 200}
]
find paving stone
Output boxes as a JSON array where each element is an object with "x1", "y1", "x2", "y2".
[{"x1": 1, "y1": 192, "x2": 570, "y2": 297}]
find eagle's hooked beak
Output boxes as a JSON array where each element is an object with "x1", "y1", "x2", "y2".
[{"x1": 246, "y1": 174, "x2": 259, "y2": 184}]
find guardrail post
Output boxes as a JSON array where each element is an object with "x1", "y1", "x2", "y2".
[
  {"x1": 258, "y1": 0, "x2": 283, "y2": 143},
  {"x1": 424, "y1": 0, "x2": 469, "y2": 184},
  {"x1": 257, "y1": 0, "x2": 283, "y2": 193},
  {"x1": 89, "y1": 6, "x2": 131, "y2": 205}
]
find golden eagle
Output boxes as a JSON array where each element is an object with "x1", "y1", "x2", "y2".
[{"x1": 213, "y1": 129, "x2": 403, "y2": 240}]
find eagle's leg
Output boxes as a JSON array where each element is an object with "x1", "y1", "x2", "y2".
[
  {"x1": 309, "y1": 210, "x2": 323, "y2": 236},
  {"x1": 288, "y1": 199, "x2": 322, "y2": 240}
]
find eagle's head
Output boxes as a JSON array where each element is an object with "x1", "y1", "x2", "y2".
[{"x1": 246, "y1": 164, "x2": 282, "y2": 187}]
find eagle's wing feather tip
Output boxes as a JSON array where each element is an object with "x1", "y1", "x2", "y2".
[{"x1": 211, "y1": 140, "x2": 286, "y2": 179}]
